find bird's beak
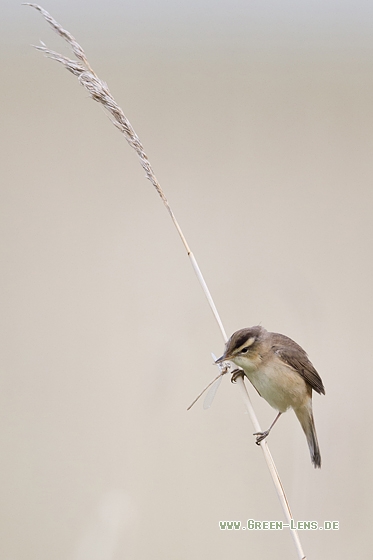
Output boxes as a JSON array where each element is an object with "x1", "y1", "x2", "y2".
[{"x1": 215, "y1": 354, "x2": 229, "y2": 364}]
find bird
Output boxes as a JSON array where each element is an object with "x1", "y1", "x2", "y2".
[{"x1": 216, "y1": 326, "x2": 325, "y2": 468}]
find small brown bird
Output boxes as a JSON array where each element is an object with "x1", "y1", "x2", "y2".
[{"x1": 216, "y1": 326, "x2": 325, "y2": 468}]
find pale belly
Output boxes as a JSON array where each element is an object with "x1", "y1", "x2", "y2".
[{"x1": 243, "y1": 362, "x2": 308, "y2": 413}]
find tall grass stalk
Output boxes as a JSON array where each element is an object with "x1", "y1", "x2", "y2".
[{"x1": 25, "y1": 5, "x2": 307, "y2": 558}]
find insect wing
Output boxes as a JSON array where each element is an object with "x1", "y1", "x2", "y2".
[{"x1": 203, "y1": 374, "x2": 223, "y2": 409}]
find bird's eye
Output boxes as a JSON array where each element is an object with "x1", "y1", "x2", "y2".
[{"x1": 241, "y1": 347, "x2": 249, "y2": 354}]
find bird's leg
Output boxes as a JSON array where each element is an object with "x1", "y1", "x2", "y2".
[
  {"x1": 230, "y1": 368, "x2": 244, "y2": 383},
  {"x1": 254, "y1": 412, "x2": 282, "y2": 445}
]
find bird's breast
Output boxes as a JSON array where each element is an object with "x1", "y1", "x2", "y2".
[{"x1": 242, "y1": 360, "x2": 308, "y2": 413}]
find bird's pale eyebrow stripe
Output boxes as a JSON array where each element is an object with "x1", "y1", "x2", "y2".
[
  {"x1": 234, "y1": 335, "x2": 256, "y2": 352},
  {"x1": 232, "y1": 332, "x2": 249, "y2": 349}
]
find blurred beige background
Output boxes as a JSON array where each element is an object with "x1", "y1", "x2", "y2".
[{"x1": 1, "y1": 1, "x2": 373, "y2": 559}]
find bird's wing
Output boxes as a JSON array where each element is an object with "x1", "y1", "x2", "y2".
[{"x1": 271, "y1": 334, "x2": 325, "y2": 395}]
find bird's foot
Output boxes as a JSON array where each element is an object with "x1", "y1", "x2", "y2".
[
  {"x1": 253, "y1": 430, "x2": 269, "y2": 445},
  {"x1": 230, "y1": 369, "x2": 244, "y2": 383}
]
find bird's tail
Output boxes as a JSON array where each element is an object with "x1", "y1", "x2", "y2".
[{"x1": 294, "y1": 401, "x2": 321, "y2": 468}]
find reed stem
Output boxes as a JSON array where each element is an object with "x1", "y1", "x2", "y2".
[{"x1": 25, "y1": 5, "x2": 306, "y2": 558}]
